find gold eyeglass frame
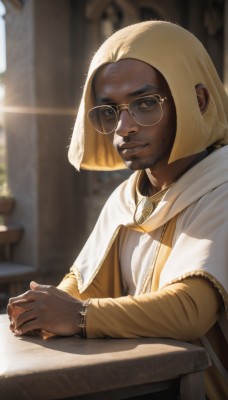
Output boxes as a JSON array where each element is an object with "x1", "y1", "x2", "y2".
[{"x1": 88, "y1": 94, "x2": 168, "y2": 134}]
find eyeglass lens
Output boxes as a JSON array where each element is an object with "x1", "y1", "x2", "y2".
[{"x1": 88, "y1": 95, "x2": 164, "y2": 134}]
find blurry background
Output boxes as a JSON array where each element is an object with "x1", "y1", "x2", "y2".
[{"x1": 0, "y1": 0, "x2": 226, "y2": 309}]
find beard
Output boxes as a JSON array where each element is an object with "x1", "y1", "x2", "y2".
[{"x1": 123, "y1": 156, "x2": 160, "y2": 171}]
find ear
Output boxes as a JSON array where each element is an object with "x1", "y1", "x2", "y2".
[{"x1": 195, "y1": 83, "x2": 210, "y2": 114}]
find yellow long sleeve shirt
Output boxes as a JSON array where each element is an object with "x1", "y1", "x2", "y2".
[
  {"x1": 58, "y1": 271, "x2": 227, "y2": 400},
  {"x1": 58, "y1": 271, "x2": 220, "y2": 340}
]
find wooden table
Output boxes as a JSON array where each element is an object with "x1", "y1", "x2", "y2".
[{"x1": 0, "y1": 314, "x2": 210, "y2": 400}]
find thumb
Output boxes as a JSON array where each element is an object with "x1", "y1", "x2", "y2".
[
  {"x1": 30, "y1": 281, "x2": 58, "y2": 296},
  {"x1": 30, "y1": 281, "x2": 52, "y2": 291},
  {"x1": 30, "y1": 281, "x2": 39, "y2": 290}
]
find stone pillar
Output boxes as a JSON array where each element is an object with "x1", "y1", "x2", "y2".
[
  {"x1": 224, "y1": 0, "x2": 228, "y2": 92},
  {"x1": 4, "y1": 0, "x2": 87, "y2": 284}
]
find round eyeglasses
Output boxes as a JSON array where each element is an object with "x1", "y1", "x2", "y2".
[{"x1": 88, "y1": 94, "x2": 168, "y2": 134}]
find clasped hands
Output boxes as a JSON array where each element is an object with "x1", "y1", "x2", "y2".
[{"x1": 7, "y1": 281, "x2": 83, "y2": 338}]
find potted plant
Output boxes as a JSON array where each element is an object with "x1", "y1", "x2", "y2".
[
  {"x1": 0, "y1": 182, "x2": 15, "y2": 224},
  {"x1": 0, "y1": 182, "x2": 23, "y2": 257}
]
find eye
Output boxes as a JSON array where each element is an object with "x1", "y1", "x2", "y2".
[
  {"x1": 100, "y1": 106, "x2": 116, "y2": 118},
  {"x1": 135, "y1": 96, "x2": 158, "y2": 109}
]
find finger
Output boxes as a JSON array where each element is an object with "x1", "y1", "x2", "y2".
[
  {"x1": 8, "y1": 289, "x2": 35, "y2": 304},
  {"x1": 31, "y1": 282, "x2": 69, "y2": 301},
  {"x1": 30, "y1": 281, "x2": 39, "y2": 290},
  {"x1": 8, "y1": 299, "x2": 34, "y2": 309},
  {"x1": 7, "y1": 303, "x2": 14, "y2": 317},
  {"x1": 15, "y1": 310, "x2": 37, "y2": 330},
  {"x1": 10, "y1": 289, "x2": 46, "y2": 308},
  {"x1": 8, "y1": 294, "x2": 26, "y2": 305},
  {"x1": 9, "y1": 321, "x2": 15, "y2": 332},
  {"x1": 7, "y1": 304, "x2": 16, "y2": 331},
  {"x1": 30, "y1": 281, "x2": 52, "y2": 292},
  {"x1": 14, "y1": 318, "x2": 42, "y2": 336}
]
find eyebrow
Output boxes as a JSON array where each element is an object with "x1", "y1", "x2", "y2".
[
  {"x1": 96, "y1": 84, "x2": 160, "y2": 104},
  {"x1": 129, "y1": 84, "x2": 160, "y2": 97}
]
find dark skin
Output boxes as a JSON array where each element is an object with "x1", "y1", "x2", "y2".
[
  {"x1": 7, "y1": 59, "x2": 210, "y2": 337},
  {"x1": 93, "y1": 59, "x2": 210, "y2": 194},
  {"x1": 7, "y1": 281, "x2": 83, "y2": 336}
]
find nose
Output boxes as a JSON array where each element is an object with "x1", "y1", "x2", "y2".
[{"x1": 115, "y1": 109, "x2": 139, "y2": 137}]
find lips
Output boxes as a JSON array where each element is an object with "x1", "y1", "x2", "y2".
[{"x1": 118, "y1": 142, "x2": 146, "y2": 157}]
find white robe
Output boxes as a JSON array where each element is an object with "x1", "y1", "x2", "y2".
[{"x1": 72, "y1": 146, "x2": 228, "y2": 317}]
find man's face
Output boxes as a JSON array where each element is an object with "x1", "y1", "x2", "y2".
[{"x1": 92, "y1": 59, "x2": 176, "y2": 171}]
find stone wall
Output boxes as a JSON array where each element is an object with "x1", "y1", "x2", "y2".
[{"x1": 4, "y1": 0, "x2": 87, "y2": 284}]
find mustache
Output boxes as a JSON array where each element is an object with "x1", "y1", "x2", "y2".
[{"x1": 116, "y1": 140, "x2": 146, "y2": 150}]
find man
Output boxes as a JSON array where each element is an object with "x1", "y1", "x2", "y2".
[{"x1": 8, "y1": 21, "x2": 228, "y2": 399}]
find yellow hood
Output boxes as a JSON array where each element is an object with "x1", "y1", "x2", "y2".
[{"x1": 68, "y1": 20, "x2": 228, "y2": 171}]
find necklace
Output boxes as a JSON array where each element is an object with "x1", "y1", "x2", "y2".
[
  {"x1": 133, "y1": 150, "x2": 209, "y2": 226},
  {"x1": 133, "y1": 182, "x2": 174, "y2": 226}
]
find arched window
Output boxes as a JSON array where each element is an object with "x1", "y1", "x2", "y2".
[{"x1": 100, "y1": 1, "x2": 123, "y2": 40}]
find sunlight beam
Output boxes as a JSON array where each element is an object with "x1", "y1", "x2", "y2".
[{"x1": 0, "y1": 105, "x2": 77, "y2": 116}]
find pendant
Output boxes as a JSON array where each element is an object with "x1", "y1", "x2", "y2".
[{"x1": 134, "y1": 197, "x2": 155, "y2": 225}]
